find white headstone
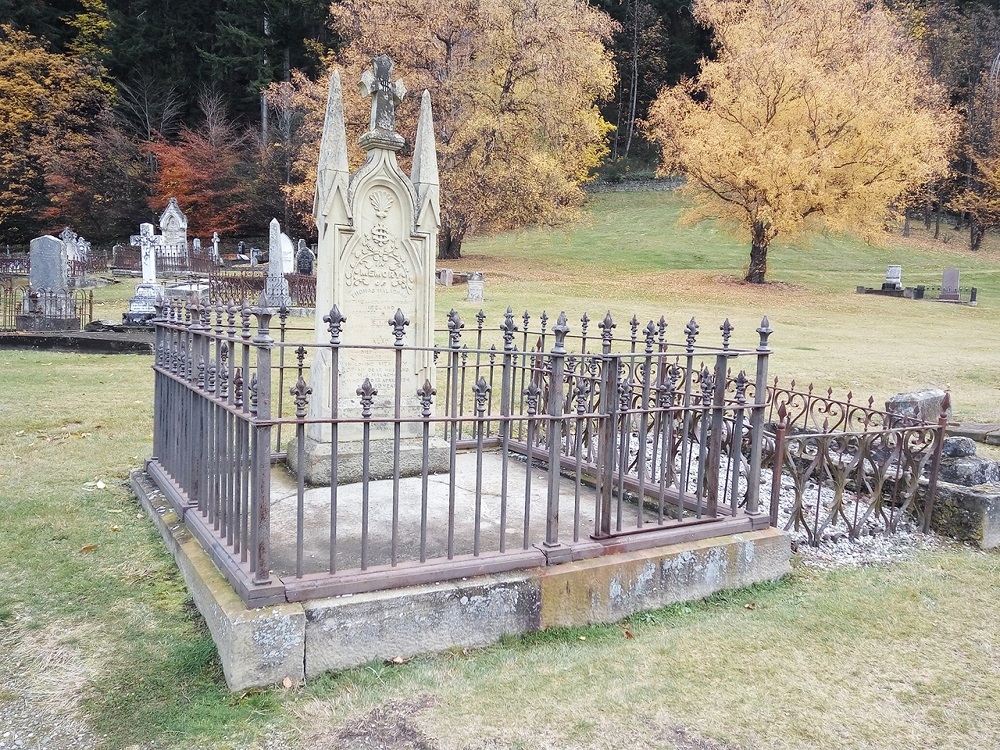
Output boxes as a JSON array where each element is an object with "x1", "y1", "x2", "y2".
[
  {"x1": 263, "y1": 218, "x2": 291, "y2": 307},
  {"x1": 211, "y1": 232, "x2": 220, "y2": 260},
  {"x1": 280, "y1": 233, "x2": 295, "y2": 275},
  {"x1": 883, "y1": 264, "x2": 902, "y2": 291},
  {"x1": 159, "y1": 197, "x2": 188, "y2": 252},
  {"x1": 298, "y1": 59, "x2": 442, "y2": 482},
  {"x1": 138, "y1": 223, "x2": 157, "y2": 284}
]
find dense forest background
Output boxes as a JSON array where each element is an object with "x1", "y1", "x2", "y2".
[{"x1": 2, "y1": 0, "x2": 1000, "y2": 247}]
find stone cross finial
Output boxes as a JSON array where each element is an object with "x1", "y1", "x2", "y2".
[{"x1": 360, "y1": 54, "x2": 406, "y2": 134}]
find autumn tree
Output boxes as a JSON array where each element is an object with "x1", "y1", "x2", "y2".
[
  {"x1": 147, "y1": 91, "x2": 255, "y2": 236},
  {"x1": 329, "y1": 0, "x2": 617, "y2": 259},
  {"x1": 646, "y1": 0, "x2": 955, "y2": 283},
  {"x1": 0, "y1": 24, "x2": 113, "y2": 242}
]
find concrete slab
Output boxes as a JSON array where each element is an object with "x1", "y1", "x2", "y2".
[{"x1": 134, "y1": 452, "x2": 791, "y2": 691}]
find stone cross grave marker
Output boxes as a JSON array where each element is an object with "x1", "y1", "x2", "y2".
[
  {"x1": 296, "y1": 57, "x2": 442, "y2": 484},
  {"x1": 941, "y1": 268, "x2": 960, "y2": 301},
  {"x1": 138, "y1": 223, "x2": 157, "y2": 284}
]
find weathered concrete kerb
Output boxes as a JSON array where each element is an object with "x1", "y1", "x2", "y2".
[{"x1": 132, "y1": 468, "x2": 789, "y2": 691}]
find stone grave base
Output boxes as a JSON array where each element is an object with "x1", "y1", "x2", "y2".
[
  {"x1": 15, "y1": 315, "x2": 80, "y2": 332},
  {"x1": 286, "y1": 435, "x2": 451, "y2": 485},
  {"x1": 925, "y1": 480, "x2": 1000, "y2": 549},
  {"x1": 130, "y1": 467, "x2": 789, "y2": 691}
]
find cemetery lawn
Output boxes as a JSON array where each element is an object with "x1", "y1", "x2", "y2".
[{"x1": 1, "y1": 188, "x2": 999, "y2": 749}]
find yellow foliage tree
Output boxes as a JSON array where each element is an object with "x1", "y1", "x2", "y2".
[
  {"x1": 646, "y1": 0, "x2": 955, "y2": 283},
  {"x1": 327, "y1": 0, "x2": 617, "y2": 258}
]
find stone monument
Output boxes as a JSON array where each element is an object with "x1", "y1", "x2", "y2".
[
  {"x1": 16, "y1": 235, "x2": 79, "y2": 331},
  {"x1": 882, "y1": 264, "x2": 902, "y2": 291},
  {"x1": 263, "y1": 218, "x2": 293, "y2": 308},
  {"x1": 159, "y1": 197, "x2": 188, "y2": 253},
  {"x1": 123, "y1": 223, "x2": 165, "y2": 325},
  {"x1": 296, "y1": 240, "x2": 315, "y2": 275},
  {"x1": 295, "y1": 55, "x2": 443, "y2": 484},
  {"x1": 280, "y1": 232, "x2": 295, "y2": 275},
  {"x1": 940, "y1": 268, "x2": 960, "y2": 302}
]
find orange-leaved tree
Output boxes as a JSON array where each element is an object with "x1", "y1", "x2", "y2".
[
  {"x1": 646, "y1": 0, "x2": 956, "y2": 283},
  {"x1": 319, "y1": 0, "x2": 617, "y2": 259},
  {"x1": 147, "y1": 91, "x2": 253, "y2": 237}
]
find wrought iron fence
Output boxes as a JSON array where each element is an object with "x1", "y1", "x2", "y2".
[
  {"x1": 112, "y1": 245, "x2": 221, "y2": 276},
  {"x1": 0, "y1": 255, "x2": 29, "y2": 278},
  {"x1": 0, "y1": 286, "x2": 94, "y2": 332},
  {"x1": 763, "y1": 380, "x2": 946, "y2": 545},
  {"x1": 208, "y1": 270, "x2": 316, "y2": 307},
  {"x1": 147, "y1": 301, "x2": 774, "y2": 606},
  {"x1": 146, "y1": 301, "x2": 947, "y2": 607}
]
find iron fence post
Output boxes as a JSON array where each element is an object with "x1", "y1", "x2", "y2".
[
  {"x1": 595, "y1": 353, "x2": 620, "y2": 538},
  {"x1": 746, "y1": 316, "x2": 772, "y2": 516},
  {"x1": 251, "y1": 301, "x2": 273, "y2": 585},
  {"x1": 544, "y1": 312, "x2": 569, "y2": 548},
  {"x1": 922, "y1": 393, "x2": 951, "y2": 533}
]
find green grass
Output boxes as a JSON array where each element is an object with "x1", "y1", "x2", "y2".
[{"x1": 2, "y1": 189, "x2": 1000, "y2": 748}]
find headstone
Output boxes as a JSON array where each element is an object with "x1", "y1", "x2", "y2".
[
  {"x1": 940, "y1": 268, "x2": 960, "y2": 301},
  {"x1": 882, "y1": 264, "x2": 902, "y2": 291},
  {"x1": 138, "y1": 223, "x2": 157, "y2": 284},
  {"x1": 17, "y1": 235, "x2": 78, "y2": 330},
  {"x1": 280, "y1": 233, "x2": 295, "y2": 275},
  {"x1": 211, "y1": 232, "x2": 221, "y2": 260},
  {"x1": 467, "y1": 271, "x2": 484, "y2": 302},
  {"x1": 193, "y1": 238, "x2": 202, "y2": 254},
  {"x1": 296, "y1": 240, "x2": 315, "y2": 276},
  {"x1": 296, "y1": 57, "x2": 443, "y2": 484},
  {"x1": 263, "y1": 218, "x2": 292, "y2": 308},
  {"x1": 123, "y1": 280, "x2": 164, "y2": 326},
  {"x1": 28, "y1": 235, "x2": 69, "y2": 291},
  {"x1": 159, "y1": 197, "x2": 188, "y2": 252},
  {"x1": 60, "y1": 227, "x2": 86, "y2": 262},
  {"x1": 436, "y1": 268, "x2": 454, "y2": 286}
]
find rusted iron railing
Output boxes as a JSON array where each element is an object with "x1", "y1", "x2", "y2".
[
  {"x1": 0, "y1": 286, "x2": 93, "y2": 331},
  {"x1": 764, "y1": 380, "x2": 947, "y2": 545},
  {"x1": 112, "y1": 245, "x2": 221, "y2": 276},
  {"x1": 208, "y1": 270, "x2": 316, "y2": 307},
  {"x1": 147, "y1": 300, "x2": 774, "y2": 607}
]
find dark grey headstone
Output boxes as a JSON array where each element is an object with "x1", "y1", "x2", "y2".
[
  {"x1": 29, "y1": 235, "x2": 68, "y2": 290},
  {"x1": 296, "y1": 246, "x2": 315, "y2": 276},
  {"x1": 940, "y1": 268, "x2": 960, "y2": 301}
]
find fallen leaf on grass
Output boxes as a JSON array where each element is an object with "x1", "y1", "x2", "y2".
[
  {"x1": 14, "y1": 430, "x2": 24, "y2": 437},
  {"x1": 744, "y1": 602, "x2": 757, "y2": 610},
  {"x1": 624, "y1": 629, "x2": 634, "y2": 639},
  {"x1": 79, "y1": 544, "x2": 98, "y2": 553},
  {"x1": 282, "y1": 677, "x2": 292, "y2": 689},
  {"x1": 390, "y1": 656, "x2": 409, "y2": 665},
  {"x1": 110, "y1": 525, "x2": 122, "y2": 532},
  {"x1": 578, "y1": 635, "x2": 587, "y2": 641},
  {"x1": 95, "y1": 481, "x2": 106, "y2": 490}
]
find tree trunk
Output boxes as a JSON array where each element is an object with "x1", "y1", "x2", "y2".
[
  {"x1": 438, "y1": 225, "x2": 464, "y2": 260},
  {"x1": 924, "y1": 201, "x2": 932, "y2": 230},
  {"x1": 745, "y1": 222, "x2": 769, "y2": 284},
  {"x1": 902, "y1": 209, "x2": 910, "y2": 237},
  {"x1": 971, "y1": 219, "x2": 984, "y2": 252},
  {"x1": 934, "y1": 207, "x2": 940, "y2": 240}
]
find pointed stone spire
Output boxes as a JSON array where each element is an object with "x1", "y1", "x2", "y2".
[
  {"x1": 314, "y1": 70, "x2": 350, "y2": 225},
  {"x1": 268, "y1": 218, "x2": 281, "y2": 260},
  {"x1": 411, "y1": 89, "x2": 440, "y2": 230}
]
